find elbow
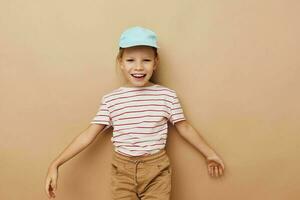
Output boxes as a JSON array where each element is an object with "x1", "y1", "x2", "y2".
[
  {"x1": 77, "y1": 132, "x2": 93, "y2": 146},
  {"x1": 80, "y1": 124, "x2": 105, "y2": 145},
  {"x1": 174, "y1": 120, "x2": 191, "y2": 137}
]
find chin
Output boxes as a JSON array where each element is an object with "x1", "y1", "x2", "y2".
[
  {"x1": 129, "y1": 78, "x2": 151, "y2": 86},
  {"x1": 134, "y1": 82, "x2": 147, "y2": 87}
]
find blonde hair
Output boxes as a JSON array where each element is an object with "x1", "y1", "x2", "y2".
[{"x1": 115, "y1": 47, "x2": 159, "y2": 84}]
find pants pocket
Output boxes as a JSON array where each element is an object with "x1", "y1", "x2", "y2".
[
  {"x1": 111, "y1": 159, "x2": 119, "y2": 175},
  {"x1": 156, "y1": 156, "x2": 172, "y2": 175}
]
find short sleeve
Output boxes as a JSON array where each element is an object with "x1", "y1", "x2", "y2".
[
  {"x1": 169, "y1": 92, "x2": 186, "y2": 125},
  {"x1": 90, "y1": 96, "x2": 112, "y2": 127}
]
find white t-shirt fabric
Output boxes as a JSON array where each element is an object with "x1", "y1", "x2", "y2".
[{"x1": 90, "y1": 84, "x2": 186, "y2": 156}]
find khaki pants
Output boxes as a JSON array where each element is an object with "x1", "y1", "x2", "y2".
[{"x1": 111, "y1": 149, "x2": 172, "y2": 200}]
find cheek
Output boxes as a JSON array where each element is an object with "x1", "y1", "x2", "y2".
[
  {"x1": 121, "y1": 63, "x2": 132, "y2": 71},
  {"x1": 124, "y1": 62, "x2": 136, "y2": 69},
  {"x1": 146, "y1": 63, "x2": 155, "y2": 71},
  {"x1": 123, "y1": 68, "x2": 132, "y2": 75}
]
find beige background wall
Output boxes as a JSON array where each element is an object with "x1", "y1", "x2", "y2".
[{"x1": 1, "y1": 0, "x2": 299, "y2": 199}]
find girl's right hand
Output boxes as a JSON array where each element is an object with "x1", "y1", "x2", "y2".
[{"x1": 45, "y1": 165, "x2": 59, "y2": 199}]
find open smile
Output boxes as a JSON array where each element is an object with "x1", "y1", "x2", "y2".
[{"x1": 131, "y1": 73, "x2": 146, "y2": 79}]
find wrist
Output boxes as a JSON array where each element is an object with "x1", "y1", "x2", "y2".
[
  {"x1": 49, "y1": 162, "x2": 60, "y2": 170},
  {"x1": 204, "y1": 151, "x2": 217, "y2": 159}
]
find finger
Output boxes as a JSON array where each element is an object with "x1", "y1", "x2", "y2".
[
  {"x1": 208, "y1": 164, "x2": 212, "y2": 176},
  {"x1": 50, "y1": 188, "x2": 56, "y2": 197},
  {"x1": 210, "y1": 158, "x2": 225, "y2": 171},
  {"x1": 214, "y1": 166, "x2": 219, "y2": 177},
  {"x1": 211, "y1": 166, "x2": 216, "y2": 177},
  {"x1": 218, "y1": 166, "x2": 223, "y2": 176},
  {"x1": 51, "y1": 180, "x2": 57, "y2": 191},
  {"x1": 220, "y1": 162, "x2": 225, "y2": 171},
  {"x1": 49, "y1": 189, "x2": 56, "y2": 198},
  {"x1": 209, "y1": 165, "x2": 214, "y2": 176},
  {"x1": 45, "y1": 186, "x2": 50, "y2": 198},
  {"x1": 49, "y1": 180, "x2": 56, "y2": 197},
  {"x1": 219, "y1": 166, "x2": 223, "y2": 176},
  {"x1": 45, "y1": 179, "x2": 51, "y2": 198}
]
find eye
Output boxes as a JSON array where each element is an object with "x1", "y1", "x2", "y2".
[
  {"x1": 126, "y1": 59, "x2": 134, "y2": 62},
  {"x1": 143, "y1": 59, "x2": 151, "y2": 62}
]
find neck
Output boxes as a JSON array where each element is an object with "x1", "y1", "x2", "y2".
[{"x1": 123, "y1": 82, "x2": 155, "y2": 88}]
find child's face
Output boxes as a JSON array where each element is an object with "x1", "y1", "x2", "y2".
[{"x1": 119, "y1": 45, "x2": 158, "y2": 87}]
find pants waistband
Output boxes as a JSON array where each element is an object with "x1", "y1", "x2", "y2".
[{"x1": 113, "y1": 149, "x2": 167, "y2": 164}]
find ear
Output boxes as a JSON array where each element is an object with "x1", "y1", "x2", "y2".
[
  {"x1": 153, "y1": 56, "x2": 159, "y2": 71},
  {"x1": 117, "y1": 58, "x2": 124, "y2": 69}
]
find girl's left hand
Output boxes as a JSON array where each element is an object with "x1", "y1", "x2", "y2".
[{"x1": 205, "y1": 154, "x2": 225, "y2": 177}]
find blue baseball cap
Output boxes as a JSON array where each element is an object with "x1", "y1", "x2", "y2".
[{"x1": 119, "y1": 26, "x2": 159, "y2": 48}]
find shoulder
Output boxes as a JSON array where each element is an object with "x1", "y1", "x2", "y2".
[
  {"x1": 155, "y1": 84, "x2": 179, "y2": 98},
  {"x1": 100, "y1": 87, "x2": 124, "y2": 101},
  {"x1": 155, "y1": 84, "x2": 176, "y2": 93}
]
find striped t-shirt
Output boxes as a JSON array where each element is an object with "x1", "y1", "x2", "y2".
[{"x1": 90, "y1": 84, "x2": 186, "y2": 157}]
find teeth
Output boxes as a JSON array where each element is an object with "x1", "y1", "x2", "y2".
[{"x1": 132, "y1": 74, "x2": 145, "y2": 78}]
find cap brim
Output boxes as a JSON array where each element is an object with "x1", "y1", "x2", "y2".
[{"x1": 119, "y1": 42, "x2": 159, "y2": 49}]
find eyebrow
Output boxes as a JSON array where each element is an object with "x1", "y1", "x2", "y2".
[{"x1": 124, "y1": 57, "x2": 152, "y2": 59}]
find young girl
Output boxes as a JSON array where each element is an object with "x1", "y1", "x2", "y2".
[{"x1": 45, "y1": 26, "x2": 225, "y2": 200}]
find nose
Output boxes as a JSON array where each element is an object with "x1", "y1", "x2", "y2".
[{"x1": 134, "y1": 61, "x2": 144, "y2": 70}]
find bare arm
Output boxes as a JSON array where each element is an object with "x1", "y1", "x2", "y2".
[
  {"x1": 49, "y1": 123, "x2": 107, "y2": 169},
  {"x1": 45, "y1": 124, "x2": 107, "y2": 198},
  {"x1": 174, "y1": 120, "x2": 217, "y2": 159},
  {"x1": 174, "y1": 120, "x2": 225, "y2": 177}
]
